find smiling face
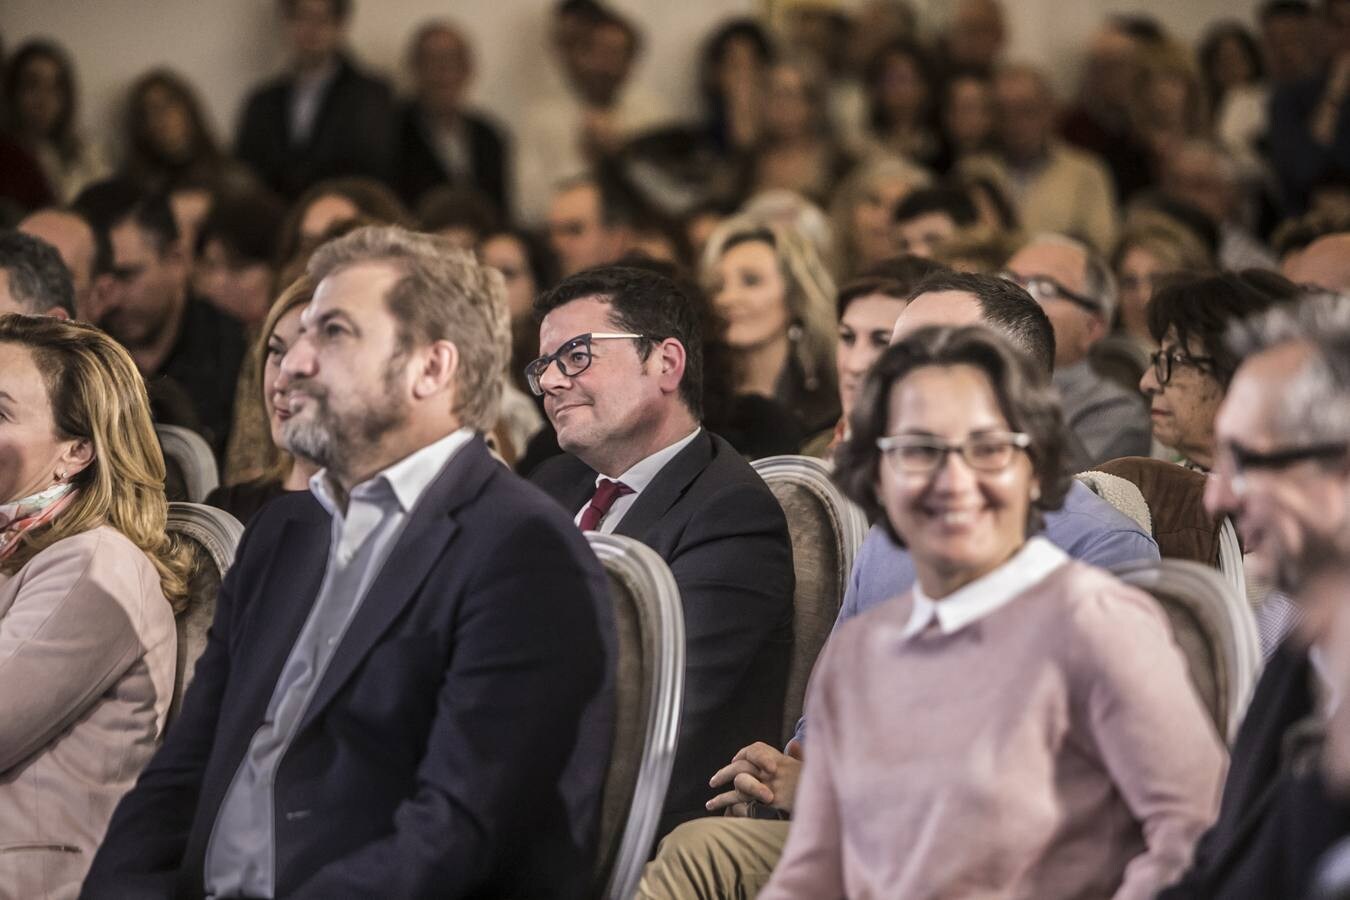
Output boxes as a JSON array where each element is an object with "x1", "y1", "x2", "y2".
[
  {"x1": 877, "y1": 363, "x2": 1034, "y2": 597},
  {"x1": 1139, "y1": 328, "x2": 1223, "y2": 468},
  {"x1": 1204, "y1": 342, "x2": 1350, "y2": 592},
  {"x1": 0, "y1": 341, "x2": 90, "y2": 504},
  {"x1": 263, "y1": 304, "x2": 306, "y2": 451},
  {"x1": 712, "y1": 238, "x2": 791, "y2": 350},
  {"x1": 536, "y1": 295, "x2": 668, "y2": 474},
  {"x1": 276, "y1": 260, "x2": 414, "y2": 481},
  {"x1": 838, "y1": 293, "x2": 907, "y2": 420}
]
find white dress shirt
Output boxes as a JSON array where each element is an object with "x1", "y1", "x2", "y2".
[
  {"x1": 575, "y1": 428, "x2": 701, "y2": 534},
  {"x1": 899, "y1": 537, "x2": 1069, "y2": 641}
]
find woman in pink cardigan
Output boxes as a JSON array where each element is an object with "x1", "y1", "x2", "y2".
[
  {"x1": 760, "y1": 325, "x2": 1225, "y2": 899},
  {"x1": 0, "y1": 315, "x2": 192, "y2": 899}
]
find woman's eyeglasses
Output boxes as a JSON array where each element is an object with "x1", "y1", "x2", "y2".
[{"x1": 876, "y1": 431, "x2": 1032, "y2": 475}]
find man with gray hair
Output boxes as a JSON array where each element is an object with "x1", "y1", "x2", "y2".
[
  {"x1": 0, "y1": 230, "x2": 76, "y2": 318},
  {"x1": 87, "y1": 226, "x2": 617, "y2": 899},
  {"x1": 1005, "y1": 232, "x2": 1151, "y2": 467},
  {"x1": 1160, "y1": 293, "x2": 1350, "y2": 899}
]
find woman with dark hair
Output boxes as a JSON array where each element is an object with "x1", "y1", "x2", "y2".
[
  {"x1": 1139, "y1": 270, "x2": 1299, "y2": 469},
  {"x1": 743, "y1": 54, "x2": 854, "y2": 205},
  {"x1": 3, "y1": 39, "x2": 106, "y2": 201},
  {"x1": 803, "y1": 254, "x2": 945, "y2": 458},
  {"x1": 275, "y1": 176, "x2": 414, "y2": 265},
  {"x1": 861, "y1": 38, "x2": 941, "y2": 168},
  {"x1": 121, "y1": 68, "x2": 247, "y2": 193},
  {"x1": 699, "y1": 18, "x2": 775, "y2": 157},
  {"x1": 1198, "y1": 21, "x2": 1268, "y2": 188},
  {"x1": 760, "y1": 325, "x2": 1224, "y2": 898},
  {"x1": 933, "y1": 69, "x2": 995, "y2": 173},
  {"x1": 1198, "y1": 21, "x2": 1264, "y2": 113}
]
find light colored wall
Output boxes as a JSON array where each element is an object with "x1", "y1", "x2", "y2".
[{"x1": 1, "y1": 0, "x2": 1252, "y2": 169}]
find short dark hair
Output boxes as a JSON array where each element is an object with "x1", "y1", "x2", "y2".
[
  {"x1": 903, "y1": 270, "x2": 1057, "y2": 375},
  {"x1": 837, "y1": 255, "x2": 948, "y2": 318},
  {"x1": 71, "y1": 177, "x2": 179, "y2": 256},
  {"x1": 1259, "y1": 0, "x2": 1314, "y2": 22},
  {"x1": 195, "y1": 189, "x2": 285, "y2": 267},
  {"x1": 1147, "y1": 270, "x2": 1302, "y2": 387},
  {"x1": 892, "y1": 188, "x2": 978, "y2": 228},
  {"x1": 534, "y1": 265, "x2": 704, "y2": 418},
  {"x1": 834, "y1": 324, "x2": 1071, "y2": 544},
  {"x1": 278, "y1": 0, "x2": 351, "y2": 21},
  {"x1": 0, "y1": 231, "x2": 76, "y2": 316}
]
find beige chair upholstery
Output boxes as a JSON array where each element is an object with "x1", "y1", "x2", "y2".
[
  {"x1": 164, "y1": 502, "x2": 243, "y2": 727},
  {"x1": 1109, "y1": 558, "x2": 1261, "y2": 743},
  {"x1": 586, "y1": 533, "x2": 684, "y2": 900},
  {"x1": 156, "y1": 424, "x2": 220, "y2": 502},
  {"x1": 1073, "y1": 470, "x2": 1152, "y2": 534},
  {"x1": 751, "y1": 455, "x2": 867, "y2": 745}
]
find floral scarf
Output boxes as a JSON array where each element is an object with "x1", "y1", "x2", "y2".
[{"x1": 0, "y1": 482, "x2": 79, "y2": 563}]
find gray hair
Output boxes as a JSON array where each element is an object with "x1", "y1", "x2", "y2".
[
  {"x1": 1025, "y1": 232, "x2": 1118, "y2": 325},
  {"x1": 0, "y1": 231, "x2": 75, "y2": 317},
  {"x1": 1227, "y1": 292, "x2": 1350, "y2": 444},
  {"x1": 308, "y1": 225, "x2": 510, "y2": 432}
]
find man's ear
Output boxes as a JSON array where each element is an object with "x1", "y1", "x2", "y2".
[
  {"x1": 412, "y1": 339, "x2": 460, "y2": 401},
  {"x1": 654, "y1": 337, "x2": 686, "y2": 395}
]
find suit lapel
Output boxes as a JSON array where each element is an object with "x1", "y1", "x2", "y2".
[
  {"x1": 294, "y1": 438, "x2": 495, "y2": 734},
  {"x1": 613, "y1": 431, "x2": 713, "y2": 541}
]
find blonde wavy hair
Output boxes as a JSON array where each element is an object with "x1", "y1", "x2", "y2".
[
  {"x1": 0, "y1": 314, "x2": 192, "y2": 610},
  {"x1": 701, "y1": 213, "x2": 839, "y2": 394}
]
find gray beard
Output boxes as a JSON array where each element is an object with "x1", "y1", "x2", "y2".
[{"x1": 280, "y1": 386, "x2": 409, "y2": 483}]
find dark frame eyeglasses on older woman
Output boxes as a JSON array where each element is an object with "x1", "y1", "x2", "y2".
[
  {"x1": 876, "y1": 431, "x2": 1032, "y2": 475},
  {"x1": 1149, "y1": 349, "x2": 1215, "y2": 387},
  {"x1": 524, "y1": 332, "x2": 649, "y2": 396}
]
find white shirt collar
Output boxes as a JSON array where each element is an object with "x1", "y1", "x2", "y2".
[
  {"x1": 312, "y1": 428, "x2": 475, "y2": 518},
  {"x1": 900, "y1": 537, "x2": 1068, "y2": 641},
  {"x1": 595, "y1": 427, "x2": 701, "y2": 495}
]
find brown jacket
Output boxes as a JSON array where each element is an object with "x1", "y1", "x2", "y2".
[{"x1": 0, "y1": 526, "x2": 175, "y2": 899}]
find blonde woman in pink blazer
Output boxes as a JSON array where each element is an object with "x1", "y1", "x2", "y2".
[{"x1": 0, "y1": 314, "x2": 191, "y2": 900}]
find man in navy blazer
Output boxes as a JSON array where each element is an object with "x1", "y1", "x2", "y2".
[
  {"x1": 234, "y1": 0, "x2": 396, "y2": 199},
  {"x1": 83, "y1": 227, "x2": 615, "y2": 899},
  {"x1": 526, "y1": 265, "x2": 794, "y2": 841}
]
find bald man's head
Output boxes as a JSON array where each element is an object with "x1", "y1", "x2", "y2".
[
  {"x1": 19, "y1": 208, "x2": 99, "y2": 319},
  {"x1": 1282, "y1": 232, "x2": 1350, "y2": 293}
]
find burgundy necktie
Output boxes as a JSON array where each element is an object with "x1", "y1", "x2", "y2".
[{"x1": 579, "y1": 479, "x2": 634, "y2": 531}]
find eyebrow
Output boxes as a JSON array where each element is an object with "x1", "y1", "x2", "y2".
[{"x1": 307, "y1": 309, "x2": 360, "y2": 336}]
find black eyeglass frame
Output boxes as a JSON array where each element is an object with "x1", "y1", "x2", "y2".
[
  {"x1": 1220, "y1": 439, "x2": 1350, "y2": 476},
  {"x1": 524, "y1": 332, "x2": 652, "y2": 396},
  {"x1": 875, "y1": 430, "x2": 1033, "y2": 475},
  {"x1": 998, "y1": 270, "x2": 1102, "y2": 316},
  {"x1": 1149, "y1": 349, "x2": 1217, "y2": 387}
]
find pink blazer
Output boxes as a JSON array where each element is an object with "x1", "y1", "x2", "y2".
[{"x1": 0, "y1": 526, "x2": 175, "y2": 900}]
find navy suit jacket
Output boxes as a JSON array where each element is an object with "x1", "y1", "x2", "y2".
[
  {"x1": 530, "y1": 431, "x2": 794, "y2": 839},
  {"x1": 234, "y1": 54, "x2": 396, "y2": 200},
  {"x1": 393, "y1": 103, "x2": 511, "y2": 214},
  {"x1": 83, "y1": 437, "x2": 615, "y2": 899}
]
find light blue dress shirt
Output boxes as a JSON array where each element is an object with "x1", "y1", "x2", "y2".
[{"x1": 203, "y1": 428, "x2": 473, "y2": 899}]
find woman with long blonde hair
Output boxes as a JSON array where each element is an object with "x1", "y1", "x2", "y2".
[
  {"x1": 207, "y1": 274, "x2": 321, "y2": 523},
  {"x1": 703, "y1": 213, "x2": 841, "y2": 441},
  {"x1": 0, "y1": 313, "x2": 192, "y2": 898}
]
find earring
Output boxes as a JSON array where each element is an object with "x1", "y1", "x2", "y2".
[
  {"x1": 1030, "y1": 484, "x2": 1042, "y2": 501},
  {"x1": 54, "y1": 471, "x2": 67, "y2": 483},
  {"x1": 787, "y1": 323, "x2": 803, "y2": 343}
]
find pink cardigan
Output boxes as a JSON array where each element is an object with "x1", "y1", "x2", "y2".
[
  {"x1": 760, "y1": 560, "x2": 1225, "y2": 900},
  {"x1": 0, "y1": 526, "x2": 175, "y2": 900}
]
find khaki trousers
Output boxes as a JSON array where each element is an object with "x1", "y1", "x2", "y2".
[{"x1": 635, "y1": 817, "x2": 791, "y2": 900}]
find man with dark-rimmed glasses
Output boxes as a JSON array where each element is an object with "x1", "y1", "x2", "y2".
[
  {"x1": 526, "y1": 264, "x2": 795, "y2": 845},
  {"x1": 1161, "y1": 293, "x2": 1350, "y2": 900},
  {"x1": 1004, "y1": 233, "x2": 1151, "y2": 466}
]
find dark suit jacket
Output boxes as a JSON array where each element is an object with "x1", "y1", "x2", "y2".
[
  {"x1": 234, "y1": 54, "x2": 396, "y2": 200},
  {"x1": 83, "y1": 437, "x2": 615, "y2": 899},
  {"x1": 393, "y1": 103, "x2": 510, "y2": 214},
  {"x1": 530, "y1": 431, "x2": 794, "y2": 838},
  {"x1": 1159, "y1": 641, "x2": 1350, "y2": 899}
]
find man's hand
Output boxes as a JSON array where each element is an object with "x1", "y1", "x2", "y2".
[{"x1": 705, "y1": 740, "x2": 804, "y2": 816}]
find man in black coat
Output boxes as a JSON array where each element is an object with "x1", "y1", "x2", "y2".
[
  {"x1": 235, "y1": 0, "x2": 395, "y2": 200},
  {"x1": 394, "y1": 21, "x2": 510, "y2": 214},
  {"x1": 83, "y1": 227, "x2": 614, "y2": 899},
  {"x1": 527, "y1": 265, "x2": 795, "y2": 840},
  {"x1": 1160, "y1": 295, "x2": 1350, "y2": 898}
]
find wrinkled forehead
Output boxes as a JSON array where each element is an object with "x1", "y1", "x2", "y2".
[{"x1": 304, "y1": 260, "x2": 404, "y2": 327}]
